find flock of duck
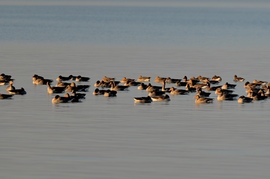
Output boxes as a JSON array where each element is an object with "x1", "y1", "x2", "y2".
[{"x1": 1, "y1": 73, "x2": 270, "y2": 105}]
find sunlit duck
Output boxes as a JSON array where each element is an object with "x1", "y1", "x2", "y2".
[
  {"x1": 110, "y1": 81, "x2": 129, "y2": 91},
  {"x1": 185, "y1": 84, "x2": 196, "y2": 93},
  {"x1": 211, "y1": 75, "x2": 222, "y2": 82},
  {"x1": 148, "y1": 90, "x2": 166, "y2": 97},
  {"x1": 191, "y1": 82, "x2": 208, "y2": 89},
  {"x1": 151, "y1": 94, "x2": 170, "y2": 102},
  {"x1": 71, "y1": 90, "x2": 86, "y2": 99},
  {"x1": 161, "y1": 80, "x2": 170, "y2": 92},
  {"x1": 74, "y1": 75, "x2": 90, "y2": 82},
  {"x1": 0, "y1": 79, "x2": 11, "y2": 86},
  {"x1": 8, "y1": 87, "x2": 27, "y2": 95},
  {"x1": 102, "y1": 76, "x2": 115, "y2": 83},
  {"x1": 63, "y1": 93, "x2": 82, "y2": 103},
  {"x1": 104, "y1": 90, "x2": 117, "y2": 97},
  {"x1": 124, "y1": 80, "x2": 141, "y2": 86},
  {"x1": 175, "y1": 80, "x2": 187, "y2": 87},
  {"x1": 165, "y1": 77, "x2": 181, "y2": 84},
  {"x1": 194, "y1": 94, "x2": 213, "y2": 104},
  {"x1": 252, "y1": 79, "x2": 268, "y2": 86},
  {"x1": 56, "y1": 81, "x2": 71, "y2": 87},
  {"x1": 244, "y1": 81, "x2": 261, "y2": 89},
  {"x1": 217, "y1": 92, "x2": 238, "y2": 101},
  {"x1": 169, "y1": 87, "x2": 189, "y2": 95},
  {"x1": 145, "y1": 83, "x2": 162, "y2": 92},
  {"x1": 6, "y1": 81, "x2": 15, "y2": 92},
  {"x1": 0, "y1": 93, "x2": 13, "y2": 99},
  {"x1": 0, "y1": 73, "x2": 12, "y2": 81},
  {"x1": 137, "y1": 83, "x2": 148, "y2": 90},
  {"x1": 234, "y1": 75, "x2": 245, "y2": 82},
  {"x1": 56, "y1": 75, "x2": 73, "y2": 82},
  {"x1": 221, "y1": 82, "x2": 236, "y2": 90},
  {"x1": 134, "y1": 96, "x2": 152, "y2": 103},
  {"x1": 94, "y1": 80, "x2": 110, "y2": 88},
  {"x1": 66, "y1": 82, "x2": 90, "y2": 92},
  {"x1": 196, "y1": 87, "x2": 211, "y2": 97},
  {"x1": 47, "y1": 82, "x2": 65, "y2": 94},
  {"x1": 237, "y1": 96, "x2": 253, "y2": 104},
  {"x1": 154, "y1": 76, "x2": 166, "y2": 83},
  {"x1": 92, "y1": 88, "x2": 107, "y2": 95},
  {"x1": 249, "y1": 90, "x2": 268, "y2": 101},
  {"x1": 205, "y1": 78, "x2": 220, "y2": 85},
  {"x1": 183, "y1": 76, "x2": 199, "y2": 85},
  {"x1": 51, "y1": 95, "x2": 70, "y2": 104},
  {"x1": 215, "y1": 87, "x2": 234, "y2": 95},
  {"x1": 33, "y1": 75, "x2": 53, "y2": 85},
  {"x1": 120, "y1": 77, "x2": 135, "y2": 84},
  {"x1": 197, "y1": 75, "x2": 209, "y2": 82},
  {"x1": 137, "y1": 75, "x2": 151, "y2": 82},
  {"x1": 205, "y1": 82, "x2": 222, "y2": 91}
]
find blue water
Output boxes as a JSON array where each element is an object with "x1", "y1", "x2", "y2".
[
  {"x1": 1, "y1": 2, "x2": 270, "y2": 179},
  {"x1": 1, "y1": 5, "x2": 270, "y2": 47}
]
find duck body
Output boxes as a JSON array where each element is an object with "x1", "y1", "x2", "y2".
[{"x1": 134, "y1": 96, "x2": 152, "y2": 103}]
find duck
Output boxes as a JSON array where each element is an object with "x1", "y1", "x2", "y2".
[
  {"x1": 154, "y1": 76, "x2": 166, "y2": 83},
  {"x1": 124, "y1": 80, "x2": 141, "y2": 87},
  {"x1": 196, "y1": 87, "x2": 211, "y2": 97},
  {"x1": 6, "y1": 81, "x2": 15, "y2": 92},
  {"x1": 217, "y1": 92, "x2": 238, "y2": 101},
  {"x1": 120, "y1": 77, "x2": 135, "y2": 84},
  {"x1": 194, "y1": 94, "x2": 213, "y2": 104},
  {"x1": 145, "y1": 83, "x2": 162, "y2": 92},
  {"x1": 94, "y1": 80, "x2": 111, "y2": 88},
  {"x1": 137, "y1": 83, "x2": 148, "y2": 90},
  {"x1": 161, "y1": 79, "x2": 171, "y2": 92},
  {"x1": 8, "y1": 87, "x2": 27, "y2": 95},
  {"x1": 74, "y1": 75, "x2": 90, "y2": 82},
  {"x1": 237, "y1": 96, "x2": 253, "y2": 104},
  {"x1": 92, "y1": 88, "x2": 107, "y2": 95},
  {"x1": 169, "y1": 87, "x2": 189, "y2": 95},
  {"x1": 197, "y1": 75, "x2": 210, "y2": 83},
  {"x1": 185, "y1": 84, "x2": 196, "y2": 93},
  {"x1": 0, "y1": 93, "x2": 13, "y2": 99},
  {"x1": 234, "y1": 75, "x2": 245, "y2": 82},
  {"x1": 148, "y1": 90, "x2": 166, "y2": 97},
  {"x1": 221, "y1": 82, "x2": 236, "y2": 90},
  {"x1": 47, "y1": 82, "x2": 65, "y2": 94},
  {"x1": 110, "y1": 81, "x2": 129, "y2": 91},
  {"x1": 0, "y1": 73, "x2": 12, "y2": 81},
  {"x1": 56, "y1": 75, "x2": 73, "y2": 82},
  {"x1": 165, "y1": 77, "x2": 181, "y2": 84},
  {"x1": 134, "y1": 96, "x2": 152, "y2": 103},
  {"x1": 32, "y1": 74, "x2": 53, "y2": 85},
  {"x1": 204, "y1": 82, "x2": 222, "y2": 91},
  {"x1": 71, "y1": 90, "x2": 86, "y2": 99},
  {"x1": 63, "y1": 93, "x2": 82, "y2": 103},
  {"x1": 55, "y1": 81, "x2": 71, "y2": 87},
  {"x1": 65, "y1": 82, "x2": 90, "y2": 92},
  {"x1": 102, "y1": 76, "x2": 115, "y2": 83},
  {"x1": 211, "y1": 75, "x2": 222, "y2": 82},
  {"x1": 175, "y1": 80, "x2": 187, "y2": 87},
  {"x1": 51, "y1": 95, "x2": 70, "y2": 104},
  {"x1": 137, "y1": 75, "x2": 151, "y2": 82},
  {"x1": 151, "y1": 94, "x2": 170, "y2": 102},
  {"x1": 104, "y1": 90, "x2": 117, "y2": 97}
]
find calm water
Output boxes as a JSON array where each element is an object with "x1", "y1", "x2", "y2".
[{"x1": 1, "y1": 1, "x2": 270, "y2": 179}]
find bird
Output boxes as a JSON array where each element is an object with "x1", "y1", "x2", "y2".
[
  {"x1": 51, "y1": 95, "x2": 70, "y2": 104},
  {"x1": 8, "y1": 87, "x2": 27, "y2": 95},
  {"x1": 110, "y1": 81, "x2": 129, "y2": 91},
  {"x1": 65, "y1": 82, "x2": 90, "y2": 92},
  {"x1": 0, "y1": 93, "x2": 14, "y2": 99},
  {"x1": 56, "y1": 75, "x2": 73, "y2": 82},
  {"x1": 74, "y1": 75, "x2": 90, "y2": 82},
  {"x1": 234, "y1": 75, "x2": 245, "y2": 82},
  {"x1": 194, "y1": 94, "x2": 214, "y2": 104},
  {"x1": 217, "y1": 92, "x2": 238, "y2": 101},
  {"x1": 92, "y1": 88, "x2": 107, "y2": 95},
  {"x1": 169, "y1": 87, "x2": 189, "y2": 95},
  {"x1": 237, "y1": 96, "x2": 253, "y2": 104},
  {"x1": 196, "y1": 87, "x2": 211, "y2": 97},
  {"x1": 151, "y1": 94, "x2": 170, "y2": 102},
  {"x1": 6, "y1": 81, "x2": 15, "y2": 92},
  {"x1": 104, "y1": 90, "x2": 117, "y2": 97},
  {"x1": 134, "y1": 96, "x2": 152, "y2": 103},
  {"x1": 47, "y1": 82, "x2": 65, "y2": 94},
  {"x1": 221, "y1": 82, "x2": 237, "y2": 90},
  {"x1": 137, "y1": 75, "x2": 151, "y2": 82}
]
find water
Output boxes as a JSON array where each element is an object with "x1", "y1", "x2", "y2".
[{"x1": 1, "y1": 1, "x2": 270, "y2": 178}]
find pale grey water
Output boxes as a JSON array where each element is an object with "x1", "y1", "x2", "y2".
[{"x1": 1, "y1": 1, "x2": 270, "y2": 179}]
